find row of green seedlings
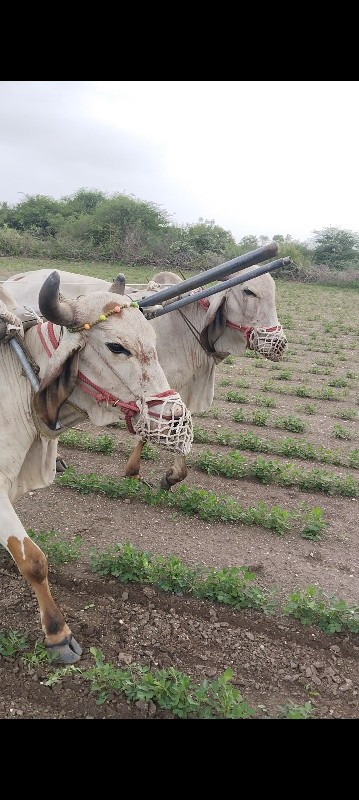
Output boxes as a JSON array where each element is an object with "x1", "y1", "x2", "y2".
[
  {"x1": 232, "y1": 406, "x2": 357, "y2": 440},
  {"x1": 12, "y1": 534, "x2": 359, "y2": 636},
  {"x1": 193, "y1": 426, "x2": 359, "y2": 469},
  {"x1": 59, "y1": 467, "x2": 318, "y2": 536},
  {"x1": 60, "y1": 424, "x2": 359, "y2": 469},
  {"x1": 194, "y1": 449, "x2": 359, "y2": 498},
  {"x1": 291, "y1": 337, "x2": 358, "y2": 354},
  {"x1": 90, "y1": 542, "x2": 359, "y2": 634},
  {"x1": 244, "y1": 346, "x2": 357, "y2": 367},
  {"x1": 0, "y1": 633, "x2": 251, "y2": 719},
  {"x1": 216, "y1": 380, "x2": 359, "y2": 419},
  {"x1": 0, "y1": 633, "x2": 313, "y2": 719},
  {"x1": 258, "y1": 382, "x2": 348, "y2": 401},
  {"x1": 223, "y1": 368, "x2": 357, "y2": 382}
]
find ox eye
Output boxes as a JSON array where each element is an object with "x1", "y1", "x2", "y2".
[
  {"x1": 106, "y1": 343, "x2": 131, "y2": 356},
  {"x1": 243, "y1": 288, "x2": 257, "y2": 298}
]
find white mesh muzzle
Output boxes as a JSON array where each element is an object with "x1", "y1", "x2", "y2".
[
  {"x1": 248, "y1": 326, "x2": 287, "y2": 362},
  {"x1": 133, "y1": 394, "x2": 194, "y2": 455}
]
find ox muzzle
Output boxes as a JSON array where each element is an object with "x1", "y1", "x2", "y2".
[{"x1": 132, "y1": 392, "x2": 193, "y2": 455}]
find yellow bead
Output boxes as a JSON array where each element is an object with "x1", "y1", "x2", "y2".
[
  {"x1": 83, "y1": 323, "x2": 91, "y2": 331},
  {"x1": 98, "y1": 314, "x2": 107, "y2": 322}
]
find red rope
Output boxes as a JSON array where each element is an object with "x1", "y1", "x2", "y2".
[
  {"x1": 197, "y1": 298, "x2": 282, "y2": 341},
  {"x1": 37, "y1": 321, "x2": 52, "y2": 357},
  {"x1": 48, "y1": 322, "x2": 60, "y2": 350}
]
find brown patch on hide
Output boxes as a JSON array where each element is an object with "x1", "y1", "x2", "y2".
[
  {"x1": 102, "y1": 301, "x2": 124, "y2": 316},
  {"x1": 137, "y1": 343, "x2": 151, "y2": 365}
]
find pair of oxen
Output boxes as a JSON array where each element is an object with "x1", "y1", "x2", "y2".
[{"x1": 0, "y1": 243, "x2": 288, "y2": 663}]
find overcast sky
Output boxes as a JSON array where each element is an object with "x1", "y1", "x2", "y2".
[{"x1": 1, "y1": 81, "x2": 358, "y2": 243}]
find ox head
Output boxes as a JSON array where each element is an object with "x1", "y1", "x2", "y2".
[
  {"x1": 199, "y1": 269, "x2": 287, "y2": 362},
  {"x1": 33, "y1": 272, "x2": 193, "y2": 454}
]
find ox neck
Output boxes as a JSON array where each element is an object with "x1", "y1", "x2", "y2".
[{"x1": 153, "y1": 299, "x2": 220, "y2": 369}]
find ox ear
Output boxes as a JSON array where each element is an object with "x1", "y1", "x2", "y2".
[
  {"x1": 199, "y1": 293, "x2": 228, "y2": 356},
  {"x1": 33, "y1": 333, "x2": 85, "y2": 430}
]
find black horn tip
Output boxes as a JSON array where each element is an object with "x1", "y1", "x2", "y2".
[
  {"x1": 39, "y1": 271, "x2": 60, "y2": 307},
  {"x1": 38, "y1": 270, "x2": 73, "y2": 325},
  {"x1": 44, "y1": 270, "x2": 60, "y2": 290}
]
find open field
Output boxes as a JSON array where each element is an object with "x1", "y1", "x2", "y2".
[{"x1": 1, "y1": 258, "x2": 358, "y2": 718}]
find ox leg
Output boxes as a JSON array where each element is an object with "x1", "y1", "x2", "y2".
[
  {"x1": 160, "y1": 454, "x2": 188, "y2": 490},
  {"x1": 0, "y1": 492, "x2": 82, "y2": 664},
  {"x1": 125, "y1": 437, "x2": 144, "y2": 480}
]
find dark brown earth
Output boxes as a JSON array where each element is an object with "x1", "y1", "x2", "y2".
[
  {"x1": 1, "y1": 274, "x2": 359, "y2": 718},
  {"x1": 1, "y1": 558, "x2": 358, "y2": 718}
]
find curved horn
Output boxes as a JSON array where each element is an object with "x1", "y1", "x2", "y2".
[
  {"x1": 109, "y1": 273, "x2": 126, "y2": 295},
  {"x1": 38, "y1": 271, "x2": 74, "y2": 326}
]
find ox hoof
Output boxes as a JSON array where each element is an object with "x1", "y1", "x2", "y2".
[
  {"x1": 46, "y1": 634, "x2": 82, "y2": 664},
  {"x1": 56, "y1": 457, "x2": 68, "y2": 474},
  {"x1": 160, "y1": 474, "x2": 173, "y2": 491}
]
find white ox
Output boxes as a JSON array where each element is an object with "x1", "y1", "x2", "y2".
[
  {"x1": 5, "y1": 266, "x2": 287, "y2": 487},
  {"x1": 0, "y1": 272, "x2": 192, "y2": 663}
]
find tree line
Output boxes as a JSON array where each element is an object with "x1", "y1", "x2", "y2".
[{"x1": 1, "y1": 189, "x2": 358, "y2": 272}]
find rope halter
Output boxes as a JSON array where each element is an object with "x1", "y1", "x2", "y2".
[{"x1": 198, "y1": 297, "x2": 287, "y2": 361}]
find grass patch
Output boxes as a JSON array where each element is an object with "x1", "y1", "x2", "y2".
[
  {"x1": 328, "y1": 378, "x2": 348, "y2": 388},
  {"x1": 193, "y1": 426, "x2": 348, "y2": 468},
  {"x1": 274, "y1": 415, "x2": 306, "y2": 433},
  {"x1": 332, "y1": 424, "x2": 352, "y2": 440},
  {"x1": 336, "y1": 408, "x2": 357, "y2": 420},
  {"x1": 28, "y1": 529, "x2": 82, "y2": 564},
  {"x1": 49, "y1": 649, "x2": 254, "y2": 718},
  {"x1": 281, "y1": 701, "x2": 314, "y2": 719},
  {"x1": 301, "y1": 404, "x2": 317, "y2": 415},
  {"x1": 235, "y1": 378, "x2": 250, "y2": 389},
  {"x1": 0, "y1": 630, "x2": 28, "y2": 658},
  {"x1": 284, "y1": 587, "x2": 359, "y2": 633},
  {"x1": 139, "y1": 442, "x2": 159, "y2": 461},
  {"x1": 226, "y1": 390, "x2": 250, "y2": 404},
  {"x1": 233, "y1": 409, "x2": 246, "y2": 423},
  {"x1": 300, "y1": 508, "x2": 327, "y2": 540},
  {"x1": 251, "y1": 410, "x2": 269, "y2": 427},
  {"x1": 59, "y1": 430, "x2": 115, "y2": 454},
  {"x1": 91, "y1": 542, "x2": 268, "y2": 610},
  {"x1": 254, "y1": 395, "x2": 277, "y2": 408},
  {"x1": 274, "y1": 370, "x2": 292, "y2": 380},
  {"x1": 59, "y1": 468, "x2": 293, "y2": 534},
  {"x1": 195, "y1": 450, "x2": 359, "y2": 498}
]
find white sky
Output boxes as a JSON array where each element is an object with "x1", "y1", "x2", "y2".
[{"x1": 1, "y1": 81, "x2": 358, "y2": 242}]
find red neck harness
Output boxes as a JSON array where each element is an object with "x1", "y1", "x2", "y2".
[{"x1": 197, "y1": 297, "x2": 282, "y2": 343}]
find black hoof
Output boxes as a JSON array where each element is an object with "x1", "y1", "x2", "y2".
[
  {"x1": 160, "y1": 475, "x2": 173, "y2": 491},
  {"x1": 46, "y1": 634, "x2": 82, "y2": 664},
  {"x1": 56, "y1": 457, "x2": 68, "y2": 474}
]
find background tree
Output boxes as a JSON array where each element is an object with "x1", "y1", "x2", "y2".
[{"x1": 313, "y1": 227, "x2": 359, "y2": 269}]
